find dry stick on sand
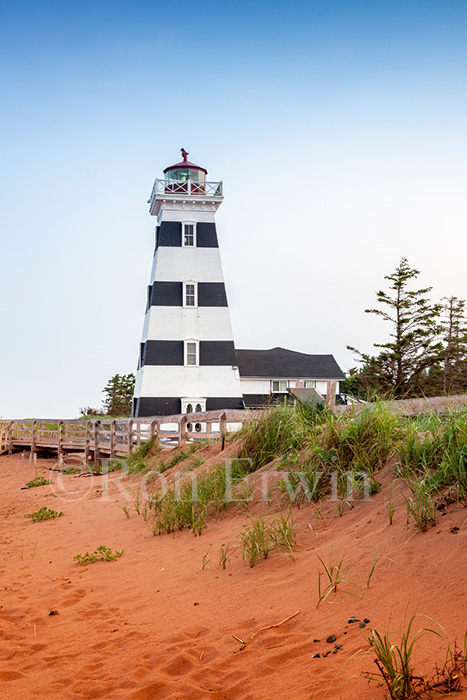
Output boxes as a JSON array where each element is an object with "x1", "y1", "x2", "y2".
[{"x1": 233, "y1": 610, "x2": 300, "y2": 649}]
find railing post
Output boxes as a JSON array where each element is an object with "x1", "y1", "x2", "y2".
[
  {"x1": 219, "y1": 412, "x2": 227, "y2": 437},
  {"x1": 206, "y1": 421, "x2": 212, "y2": 437},
  {"x1": 149, "y1": 419, "x2": 158, "y2": 440},
  {"x1": 179, "y1": 415, "x2": 187, "y2": 445},
  {"x1": 57, "y1": 420, "x2": 63, "y2": 461},
  {"x1": 94, "y1": 420, "x2": 100, "y2": 464},
  {"x1": 84, "y1": 421, "x2": 91, "y2": 465},
  {"x1": 8, "y1": 421, "x2": 13, "y2": 455},
  {"x1": 31, "y1": 420, "x2": 36, "y2": 457},
  {"x1": 128, "y1": 419, "x2": 134, "y2": 455},
  {"x1": 110, "y1": 420, "x2": 116, "y2": 459},
  {"x1": 219, "y1": 412, "x2": 227, "y2": 450},
  {"x1": 136, "y1": 422, "x2": 141, "y2": 448},
  {"x1": 326, "y1": 381, "x2": 337, "y2": 411}
]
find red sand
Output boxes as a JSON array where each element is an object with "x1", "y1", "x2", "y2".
[{"x1": 1, "y1": 447, "x2": 467, "y2": 699}]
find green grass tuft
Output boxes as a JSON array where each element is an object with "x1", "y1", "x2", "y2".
[
  {"x1": 25, "y1": 475, "x2": 51, "y2": 488},
  {"x1": 26, "y1": 506, "x2": 64, "y2": 522},
  {"x1": 74, "y1": 545, "x2": 124, "y2": 565}
]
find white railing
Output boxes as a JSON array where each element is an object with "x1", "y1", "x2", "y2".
[{"x1": 149, "y1": 178, "x2": 223, "y2": 205}]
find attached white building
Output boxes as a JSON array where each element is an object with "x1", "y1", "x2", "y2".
[{"x1": 235, "y1": 347, "x2": 345, "y2": 408}]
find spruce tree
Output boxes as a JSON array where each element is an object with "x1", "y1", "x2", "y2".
[
  {"x1": 441, "y1": 296, "x2": 467, "y2": 394},
  {"x1": 348, "y1": 258, "x2": 442, "y2": 397},
  {"x1": 102, "y1": 374, "x2": 135, "y2": 416}
]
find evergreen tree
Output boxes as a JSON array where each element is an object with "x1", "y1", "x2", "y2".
[
  {"x1": 440, "y1": 296, "x2": 467, "y2": 394},
  {"x1": 348, "y1": 258, "x2": 442, "y2": 398},
  {"x1": 102, "y1": 374, "x2": 135, "y2": 416}
]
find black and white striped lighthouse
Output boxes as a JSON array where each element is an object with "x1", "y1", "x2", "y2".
[{"x1": 132, "y1": 150, "x2": 244, "y2": 417}]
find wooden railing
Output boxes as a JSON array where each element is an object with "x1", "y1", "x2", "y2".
[
  {"x1": 2, "y1": 395, "x2": 466, "y2": 463},
  {"x1": 0, "y1": 410, "x2": 257, "y2": 461}
]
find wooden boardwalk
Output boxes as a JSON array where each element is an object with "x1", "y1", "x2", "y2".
[
  {"x1": 0, "y1": 410, "x2": 256, "y2": 462},
  {"x1": 1, "y1": 395, "x2": 467, "y2": 463},
  {"x1": 337, "y1": 394, "x2": 467, "y2": 417}
]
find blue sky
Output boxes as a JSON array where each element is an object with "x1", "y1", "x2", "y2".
[{"x1": 1, "y1": 0, "x2": 467, "y2": 417}]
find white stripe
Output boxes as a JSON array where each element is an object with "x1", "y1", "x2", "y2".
[
  {"x1": 138, "y1": 366, "x2": 242, "y2": 398},
  {"x1": 143, "y1": 307, "x2": 234, "y2": 343},
  {"x1": 158, "y1": 210, "x2": 216, "y2": 224},
  {"x1": 154, "y1": 248, "x2": 225, "y2": 283}
]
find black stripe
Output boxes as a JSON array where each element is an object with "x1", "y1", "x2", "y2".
[
  {"x1": 198, "y1": 282, "x2": 228, "y2": 306},
  {"x1": 200, "y1": 341, "x2": 237, "y2": 366},
  {"x1": 143, "y1": 341, "x2": 184, "y2": 365},
  {"x1": 154, "y1": 225, "x2": 160, "y2": 252},
  {"x1": 206, "y1": 397, "x2": 245, "y2": 410},
  {"x1": 140, "y1": 340, "x2": 237, "y2": 367},
  {"x1": 158, "y1": 221, "x2": 182, "y2": 247},
  {"x1": 134, "y1": 396, "x2": 244, "y2": 417},
  {"x1": 138, "y1": 342, "x2": 145, "y2": 370},
  {"x1": 155, "y1": 221, "x2": 219, "y2": 248},
  {"x1": 151, "y1": 282, "x2": 182, "y2": 306},
  {"x1": 196, "y1": 222, "x2": 219, "y2": 248},
  {"x1": 135, "y1": 397, "x2": 182, "y2": 416},
  {"x1": 146, "y1": 285, "x2": 153, "y2": 312}
]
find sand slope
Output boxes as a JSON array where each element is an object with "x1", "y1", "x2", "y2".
[{"x1": 1, "y1": 448, "x2": 467, "y2": 699}]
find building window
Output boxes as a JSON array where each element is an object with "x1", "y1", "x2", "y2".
[
  {"x1": 271, "y1": 380, "x2": 288, "y2": 392},
  {"x1": 184, "y1": 281, "x2": 197, "y2": 307},
  {"x1": 305, "y1": 380, "x2": 316, "y2": 388},
  {"x1": 182, "y1": 398, "x2": 206, "y2": 414},
  {"x1": 185, "y1": 340, "x2": 199, "y2": 366},
  {"x1": 183, "y1": 222, "x2": 196, "y2": 247}
]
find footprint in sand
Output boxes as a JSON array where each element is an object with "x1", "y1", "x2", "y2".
[
  {"x1": 160, "y1": 652, "x2": 197, "y2": 678},
  {"x1": 0, "y1": 670, "x2": 24, "y2": 681}
]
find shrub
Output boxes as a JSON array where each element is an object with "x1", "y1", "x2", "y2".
[
  {"x1": 26, "y1": 506, "x2": 64, "y2": 522},
  {"x1": 74, "y1": 545, "x2": 124, "y2": 565},
  {"x1": 25, "y1": 475, "x2": 51, "y2": 488}
]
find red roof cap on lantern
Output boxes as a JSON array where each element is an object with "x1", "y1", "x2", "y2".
[{"x1": 163, "y1": 148, "x2": 208, "y2": 175}]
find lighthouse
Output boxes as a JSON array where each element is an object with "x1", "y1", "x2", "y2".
[{"x1": 132, "y1": 150, "x2": 244, "y2": 417}]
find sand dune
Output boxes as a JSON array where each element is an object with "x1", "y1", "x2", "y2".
[{"x1": 1, "y1": 446, "x2": 467, "y2": 699}]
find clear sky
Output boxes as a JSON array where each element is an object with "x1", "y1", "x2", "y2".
[{"x1": 1, "y1": 0, "x2": 467, "y2": 417}]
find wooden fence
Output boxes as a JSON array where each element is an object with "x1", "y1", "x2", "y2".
[
  {"x1": 0, "y1": 410, "x2": 257, "y2": 462},
  {"x1": 2, "y1": 395, "x2": 467, "y2": 462}
]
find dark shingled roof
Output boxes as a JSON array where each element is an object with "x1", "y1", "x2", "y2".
[{"x1": 235, "y1": 347, "x2": 345, "y2": 380}]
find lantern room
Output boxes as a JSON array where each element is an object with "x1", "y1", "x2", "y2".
[
  {"x1": 163, "y1": 148, "x2": 207, "y2": 193},
  {"x1": 148, "y1": 149, "x2": 223, "y2": 215}
]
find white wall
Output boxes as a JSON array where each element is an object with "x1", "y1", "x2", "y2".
[
  {"x1": 154, "y1": 248, "x2": 225, "y2": 283},
  {"x1": 239, "y1": 378, "x2": 336, "y2": 396},
  {"x1": 239, "y1": 378, "x2": 271, "y2": 394},
  {"x1": 158, "y1": 209, "x2": 217, "y2": 224},
  {"x1": 140, "y1": 365, "x2": 242, "y2": 398},
  {"x1": 145, "y1": 307, "x2": 235, "y2": 343}
]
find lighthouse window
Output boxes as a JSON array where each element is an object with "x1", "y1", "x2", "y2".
[
  {"x1": 184, "y1": 282, "x2": 197, "y2": 307},
  {"x1": 183, "y1": 223, "x2": 196, "y2": 247},
  {"x1": 185, "y1": 341, "x2": 199, "y2": 366}
]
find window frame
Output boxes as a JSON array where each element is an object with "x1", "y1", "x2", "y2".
[
  {"x1": 305, "y1": 380, "x2": 316, "y2": 389},
  {"x1": 183, "y1": 281, "x2": 198, "y2": 308},
  {"x1": 181, "y1": 397, "x2": 206, "y2": 414},
  {"x1": 184, "y1": 339, "x2": 199, "y2": 367},
  {"x1": 271, "y1": 380, "x2": 288, "y2": 393},
  {"x1": 182, "y1": 222, "x2": 197, "y2": 248}
]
